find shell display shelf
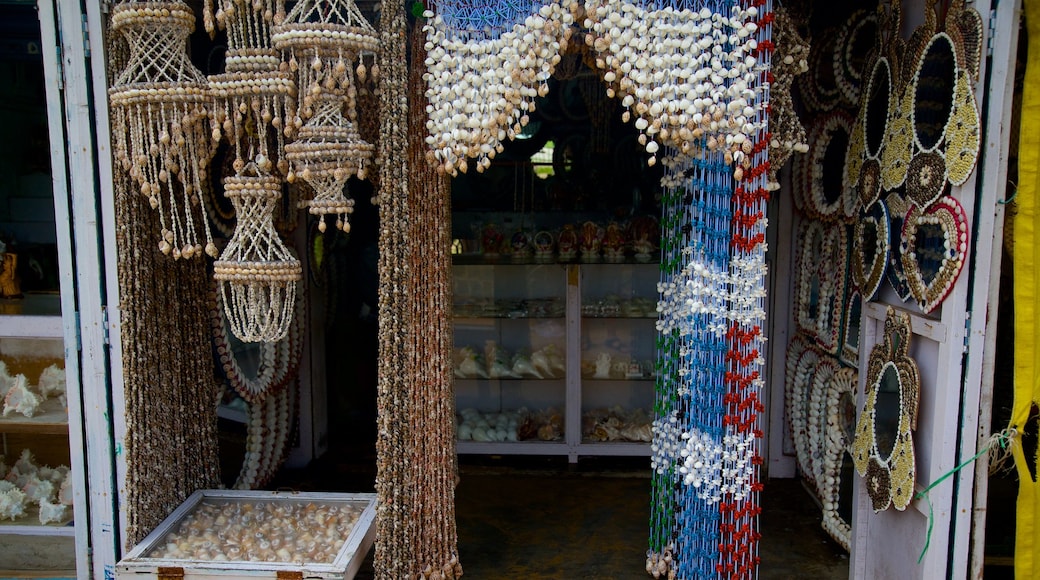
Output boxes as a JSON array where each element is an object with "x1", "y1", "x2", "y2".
[{"x1": 116, "y1": 490, "x2": 376, "y2": 580}]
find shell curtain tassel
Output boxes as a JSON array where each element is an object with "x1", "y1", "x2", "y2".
[
  {"x1": 272, "y1": 0, "x2": 379, "y2": 232},
  {"x1": 108, "y1": 1, "x2": 218, "y2": 260},
  {"x1": 213, "y1": 171, "x2": 301, "y2": 343},
  {"x1": 205, "y1": 0, "x2": 298, "y2": 175}
]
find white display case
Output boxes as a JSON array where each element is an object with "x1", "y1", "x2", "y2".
[
  {"x1": 115, "y1": 490, "x2": 376, "y2": 580},
  {"x1": 452, "y1": 259, "x2": 655, "y2": 461}
]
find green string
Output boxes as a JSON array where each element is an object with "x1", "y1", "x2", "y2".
[{"x1": 913, "y1": 432, "x2": 1012, "y2": 563}]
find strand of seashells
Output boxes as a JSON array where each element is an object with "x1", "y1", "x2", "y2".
[
  {"x1": 422, "y1": 2, "x2": 578, "y2": 176},
  {"x1": 109, "y1": 1, "x2": 218, "y2": 260},
  {"x1": 213, "y1": 168, "x2": 301, "y2": 343},
  {"x1": 273, "y1": 0, "x2": 379, "y2": 232},
  {"x1": 582, "y1": 1, "x2": 767, "y2": 169},
  {"x1": 204, "y1": 0, "x2": 298, "y2": 176}
]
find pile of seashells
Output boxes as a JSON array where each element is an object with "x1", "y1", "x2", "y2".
[
  {"x1": 149, "y1": 499, "x2": 366, "y2": 563},
  {"x1": 0, "y1": 361, "x2": 66, "y2": 419},
  {"x1": 457, "y1": 407, "x2": 564, "y2": 442},
  {"x1": 0, "y1": 449, "x2": 73, "y2": 525},
  {"x1": 454, "y1": 342, "x2": 564, "y2": 380},
  {"x1": 582, "y1": 406, "x2": 653, "y2": 442}
]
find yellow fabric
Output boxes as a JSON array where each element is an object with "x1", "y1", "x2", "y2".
[{"x1": 1013, "y1": 3, "x2": 1040, "y2": 577}]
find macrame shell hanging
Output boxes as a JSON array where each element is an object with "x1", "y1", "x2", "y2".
[
  {"x1": 205, "y1": 0, "x2": 298, "y2": 176},
  {"x1": 213, "y1": 169, "x2": 301, "y2": 343},
  {"x1": 108, "y1": 1, "x2": 218, "y2": 260},
  {"x1": 272, "y1": 0, "x2": 379, "y2": 233}
]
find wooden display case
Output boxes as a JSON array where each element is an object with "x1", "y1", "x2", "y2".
[{"x1": 116, "y1": 490, "x2": 377, "y2": 580}]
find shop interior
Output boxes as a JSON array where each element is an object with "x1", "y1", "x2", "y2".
[{"x1": 0, "y1": 0, "x2": 1027, "y2": 578}]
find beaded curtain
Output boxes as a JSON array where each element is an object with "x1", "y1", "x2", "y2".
[
  {"x1": 422, "y1": 1, "x2": 772, "y2": 578},
  {"x1": 374, "y1": 1, "x2": 461, "y2": 578},
  {"x1": 115, "y1": 169, "x2": 222, "y2": 546}
]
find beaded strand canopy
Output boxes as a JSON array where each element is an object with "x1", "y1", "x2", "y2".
[{"x1": 108, "y1": 0, "x2": 219, "y2": 261}]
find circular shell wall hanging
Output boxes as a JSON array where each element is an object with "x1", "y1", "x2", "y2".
[
  {"x1": 833, "y1": 10, "x2": 878, "y2": 108},
  {"x1": 840, "y1": 289, "x2": 863, "y2": 369},
  {"x1": 852, "y1": 198, "x2": 890, "y2": 302},
  {"x1": 805, "y1": 112, "x2": 858, "y2": 222},
  {"x1": 853, "y1": 306, "x2": 921, "y2": 512},
  {"x1": 910, "y1": 32, "x2": 958, "y2": 154},
  {"x1": 900, "y1": 196, "x2": 970, "y2": 313},
  {"x1": 821, "y1": 366, "x2": 858, "y2": 551},
  {"x1": 794, "y1": 220, "x2": 850, "y2": 353},
  {"x1": 785, "y1": 334, "x2": 822, "y2": 493},
  {"x1": 808, "y1": 355, "x2": 845, "y2": 500}
]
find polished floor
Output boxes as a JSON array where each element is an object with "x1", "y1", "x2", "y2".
[{"x1": 270, "y1": 452, "x2": 850, "y2": 579}]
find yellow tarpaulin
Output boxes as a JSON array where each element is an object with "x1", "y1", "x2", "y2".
[{"x1": 1013, "y1": 2, "x2": 1040, "y2": 577}]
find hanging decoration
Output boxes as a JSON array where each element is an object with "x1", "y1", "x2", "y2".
[
  {"x1": 804, "y1": 112, "x2": 857, "y2": 222},
  {"x1": 375, "y1": 2, "x2": 461, "y2": 578},
  {"x1": 420, "y1": 1, "x2": 576, "y2": 176},
  {"x1": 839, "y1": 288, "x2": 862, "y2": 368},
  {"x1": 213, "y1": 168, "x2": 302, "y2": 342},
  {"x1": 900, "y1": 195, "x2": 969, "y2": 314},
  {"x1": 848, "y1": 0, "x2": 982, "y2": 310},
  {"x1": 114, "y1": 171, "x2": 220, "y2": 546},
  {"x1": 853, "y1": 306, "x2": 921, "y2": 512},
  {"x1": 766, "y1": 6, "x2": 810, "y2": 191},
  {"x1": 820, "y1": 366, "x2": 858, "y2": 550},
  {"x1": 784, "y1": 334, "x2": 821, "y2": 493},
  {"x1": 647, "y1": 2, "x2": 773, "y2": 577},
  {"x1": 108, "y1": 0, "x2": 219, "y2": 260},
  {"x1": 852, "y1": 198, "x2": 890, "y2": 302},
  {"x1": 832, "y1": 10, "x2": 877, "y2": 108},
  {"x1": 884, "y1": 191, "x2": 914, "y2": 303},
  {"x1": 273, "y1": 0, "x2": 379, "y2": 232},
  {"x1": 793, "y1": 220, "x2": 848, "y2": 355},
  {"x1": 204, "y1": 0, "x2": 297, "y2": 175}
]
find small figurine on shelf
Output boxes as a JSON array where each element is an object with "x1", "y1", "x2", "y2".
[
  {"x1": 510, "y1": 230, "x2": 533, "y2": 263},
  {"x1": 557, "y1": 224, "x2": 578, "y2": 262},
  {"x1": 480, "y1": 223, "x2": 504, "y2": 259},
  {"x1": 593, "y1": 352, "x2": 612, "y2": 379},
  {"x1": 602, "y1": 222, "x2": 626, "y2": 263},
  {"x1": 533, "y1": 230, "x2": 555, "y2": 262},
  {"x1": 629, "y1": 215, "x2": 659, "y2": 263},
  {"x1": 579, "y1": 221, "x2": 603, "y2": 263},
  {"x1": 0, "y1": 239, "x2": 22, "y2": 299}
]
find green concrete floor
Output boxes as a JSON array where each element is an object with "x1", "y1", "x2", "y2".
[{"x1": 269, "y1": 453, "x2": 850, "y2": 579}]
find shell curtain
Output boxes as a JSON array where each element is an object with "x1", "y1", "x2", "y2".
[{"x1": 422, "y1": 1, "x2": 773, "y2": 578}]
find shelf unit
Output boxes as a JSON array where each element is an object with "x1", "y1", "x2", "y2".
[
  {"x1": 0, "y1": 294, "x2": 77, "y2": 571},
  {"x1": 452, "y1": 259, "x2": 657, "y2": 462}
]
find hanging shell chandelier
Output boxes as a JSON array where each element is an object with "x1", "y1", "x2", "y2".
[
  {"x1": 204, "y1": 0, "x2": 298, "y2": 175},
  {"x1": 108, "y1": 0, "x2": 219, "y2": 260},
  {"x1": 272, "y1": 0, "x2": 379, "y2": 233},
  {"x1": 212, "y1": 167, "x2": 302, "y2": 342}
]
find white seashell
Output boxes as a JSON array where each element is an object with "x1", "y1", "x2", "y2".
[
  {"x1": 37, "y1": 365, "x2": 66, "y2": 399},
  {"x1": 38, "y1": 498, "x2": 68, "y2": 525},
  {"x1": 3, "y1": 375, "x2": 40, "y2": 418}
]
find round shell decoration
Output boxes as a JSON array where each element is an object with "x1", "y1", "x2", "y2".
[
  {"x1": 833, "y1": 11, "x2": 878, "y2": 107},
  {"x1": 884, "y1": 192, "x2": 914, "y2": 303},
  {"x1": 805, "y1": 112, "x2": 857, "y2": 223},
  {"x1": 905, "y1": 150, "x2": 949, "y2": 207},
  {"x1": 785, "y1": 335, "x2": 821, "y2": 491},
  {"x1": 843, "y1": 116, "x2": 867, "y2": 206},
  {"x1": 808, "y1": 356, "x2": 845, "y2": 499},
  {"x1": 945, "y1": 70, "x2": 982, "y2": 186},
  {"x1": 820, "y1": 366, "x2": 858, "y2": 551}
]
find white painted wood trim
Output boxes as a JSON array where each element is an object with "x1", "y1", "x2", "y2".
[
  {"x1": 82, "y1": 0, "x2": 131, "y2": 558},
  {"x1": 963, "y1": 1, "x2": 1021, "y2": 577},
  {"x1": 35, "y1": 1, "x2": 90, "y2": 578},
  {"x1": 566, "y1": 264, "x2": 581, "y2": 462},
  {"x1": 53, "y1": 0, "x2": 120, "y2": 577}
]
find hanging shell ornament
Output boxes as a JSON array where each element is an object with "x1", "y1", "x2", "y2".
[
  {"x1": 213, "y1": 166, "x2": 301, "y2": 343},
  {"x1": 205, "y1": 0, "x2": 298, "y2": 176},
  {"x1": 108, "y1": 0, "x2": 218, "y2": 260},
  {"x1": 272, "y1": 0, "x2": 379, "y2": 232}
]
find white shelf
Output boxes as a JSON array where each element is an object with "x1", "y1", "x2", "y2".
[
  {"x1": 0, "y1": 505, "x2": 75, "y2": 537},
  {"x1": 0, "y1": 295, "x2": 63, "y2": 339},
  {"x1": 454, "y1": 262, "x2": 655, "y2": 461}
]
